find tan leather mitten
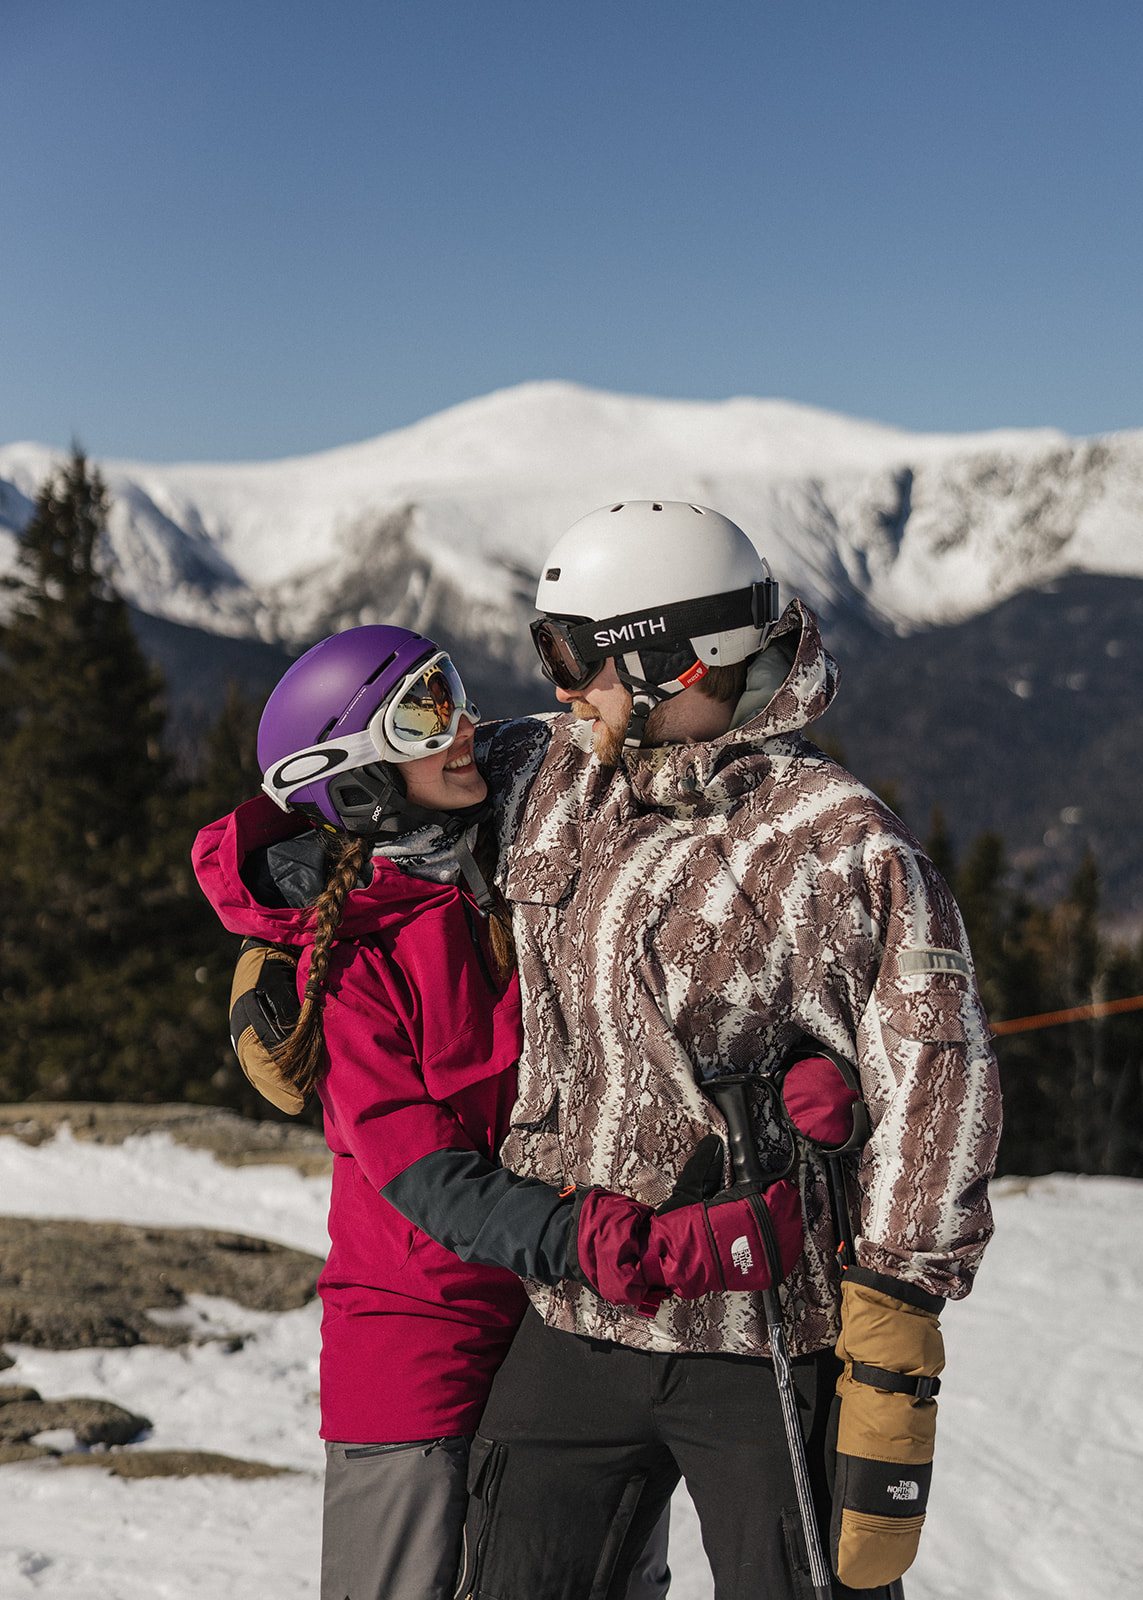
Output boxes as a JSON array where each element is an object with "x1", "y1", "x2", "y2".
[
  {"x1": 831, "y1": 1265, "x2": 945, "y2": 1589},
  {"x1": 228, "y1": 937, "x2": 305, "y2": 1114}
]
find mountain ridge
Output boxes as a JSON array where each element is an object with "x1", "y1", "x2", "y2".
[
  {"x1": 3, "y1": 382, "x2": 1140, "y2": 656},
  {"x1": 4, "y1": 382, "x2": 1141, "y2": 921}
]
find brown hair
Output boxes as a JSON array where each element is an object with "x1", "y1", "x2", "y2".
[
  {"x1": 472, "y1": 825, "x2": 516, "y2": 982},
  {"x1": 696, "y1": 661, "x2": 748, "y2": 704},
  {"x1": 272, "y1": 823, "x2": 515, "y2": 1097}
]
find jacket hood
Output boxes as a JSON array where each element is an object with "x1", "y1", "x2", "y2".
[
  {"x1": 622, "y1": 599, "x2": 839, "y2": 811},
  {"x1": 192, "y1": 795, "x2": 459, "y2": 946}
]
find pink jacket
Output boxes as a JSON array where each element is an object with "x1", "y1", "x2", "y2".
[{"x1": 193, "y1": 797, "x2": 527, "y2": 1442}]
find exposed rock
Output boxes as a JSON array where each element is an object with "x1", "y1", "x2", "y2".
[
  {"x1": 0, "y1": 1102, "x2": 331, "y2": 1177},
  {"x1": 0, "y1": 1441, "x2": 49, "y2": 1463},
  {"x1": 0, "y1": 1396, "x2": 150, "y2": 1447},
  {"x1": 0, "y1": 1107, "x2": 323, "y2": 1480},
  {"x1": 0, "y1": 1383, "x2": 41, "y2": 1404},
  {"x1": 0, "y1": 1215, "x2": 323, "y2": 1351},
  {"x1": 0, "y1": 1440, "x2": 295, "y2": 1475},
  {"x1": 57, "y1": 1448, "x2": 295, "y2": 1479}
]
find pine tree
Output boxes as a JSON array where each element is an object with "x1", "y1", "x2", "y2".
[
  {"x1": 943, "y1": 832, "x2": 1058, "y2": 1174},
  {"x1": 949, "y1": 833, "x2": 1143, "y2": 1178},
  {"x1": 0, "y1": 451, "x2": 232, "y2": 1103},
  {"x1": 187, "y1": 679, "x2": 266, "y2": 826},
  {"x1": 923, "y1": 807, "x2": 956, "y2": 886}
]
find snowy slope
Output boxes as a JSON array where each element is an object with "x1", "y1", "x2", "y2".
[
  {"x1": 3, "y1": 384, "x2": 1142, "y2": 667},
  {"x1": 1, "y1": 1129, "x2": 1140, "y2": 1600}
]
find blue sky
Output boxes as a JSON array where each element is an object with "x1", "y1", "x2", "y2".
[{"x1": 2, "y1": 0, "x2": 1141, "y2": 460}]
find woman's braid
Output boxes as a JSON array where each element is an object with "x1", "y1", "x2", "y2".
[{"x1": 273, "y1": 832, "x2": 368, "y2": 1095}]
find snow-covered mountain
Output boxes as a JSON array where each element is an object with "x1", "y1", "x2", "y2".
[
  {"x1": 4, "y1": 382, "x2": 1143, "y2": 917},
  {"x1": 3, "y1": 382, "x2": 1142, "y2": 679}
]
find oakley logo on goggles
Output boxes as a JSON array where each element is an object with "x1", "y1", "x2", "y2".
[
  {"x1": 530, "y1": 580, "x2": 779, "y2": 692},
  {"x1": 262, "y1": 650, "x2": 479, "y2": 810}
]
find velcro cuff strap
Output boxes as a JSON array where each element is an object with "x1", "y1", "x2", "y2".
[
  {"x1": 844, "y1": 1262, "x2": 946, "y2": 1315},
  {"x1": 851, "y1": 1361, "x2": 942, "y2": 1401}
]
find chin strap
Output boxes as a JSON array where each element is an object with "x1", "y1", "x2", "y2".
[
  {"x1": 621, "y1": 687, "x2": 661, "y2": 750},
  {"x1": 615, "y1": 661, "x2": 682, "y2": 751},
  {"x1": 452, "y1": 830, "x2": 494, "y2": 914}
]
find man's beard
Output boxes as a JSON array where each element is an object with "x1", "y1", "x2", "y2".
[
  {"x1": 571, "y1": 691, "x2": 685, "y2": 763},
  {"x1": 571, "y1": 698, "x2": 629, "y2": 766}
]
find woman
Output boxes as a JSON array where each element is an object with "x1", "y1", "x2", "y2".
[{"x1": 193, "y1": 625, "x2": 802, "y2": 1600}]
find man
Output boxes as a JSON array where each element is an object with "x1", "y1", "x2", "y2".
[{"x1": 461, "y1": 500, "x2": 1002, "y2": 1600}]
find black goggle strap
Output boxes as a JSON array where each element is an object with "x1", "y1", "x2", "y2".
[{"x1": 565, "y1": 580, "x2": 779, "y2": 670}]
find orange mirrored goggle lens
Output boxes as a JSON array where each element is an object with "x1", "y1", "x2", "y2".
[{"x1": 389, "y1": 665, "x2": 461, "y2": 743}]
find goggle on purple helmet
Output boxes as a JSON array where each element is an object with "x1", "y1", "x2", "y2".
[{"x1": 258, "y1": 625, "x2": 480, "y2": 831}]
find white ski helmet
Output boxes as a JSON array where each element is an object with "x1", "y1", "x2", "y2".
[{"x1": 531, "y1": 500, "x2": 779, "y2": 746}]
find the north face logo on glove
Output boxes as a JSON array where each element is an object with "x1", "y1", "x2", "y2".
[
  {"x1": 886, "y1": 1480, "x2": 920, "y2": 1503},
  {"x1": 730, "y1": 1236, "x2": 754, "y2": 1275}
]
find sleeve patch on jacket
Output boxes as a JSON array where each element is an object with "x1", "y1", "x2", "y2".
[{"x1": 897, "y1": 948, "x2": 971, "y2": 978}]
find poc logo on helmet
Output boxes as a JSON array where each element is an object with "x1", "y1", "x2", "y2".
[
  {"x1": 887, "y1": 1480, "x2": 920, "y2": 1503},
  {"x1": 730, "y1": 1236, "x2": 754, "y2": 1275}
]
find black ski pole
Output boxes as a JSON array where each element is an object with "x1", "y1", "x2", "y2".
[
  {"x1": 703, "y1": 1073, "x2": 834, "y2": 1600},
  {"x1": 820, "y1": 1152, "x2": 907, "y2": 1600},
  {"x1": 825, "y1": 1154, "x2": 856, "y2": 1268}
]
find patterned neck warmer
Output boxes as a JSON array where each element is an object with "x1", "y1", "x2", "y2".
[{"x1": 372, "y1": 820, "x2": 479, "y2": 887}]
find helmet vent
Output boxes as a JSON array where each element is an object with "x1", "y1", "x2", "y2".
[
  {"x1": 610, "y1": 504, "x2": 624, "y2": 512},
  {"x1": 317, "y1": 718, "x2": 337, "y2": 741},
  {"x1": 652, "y1": 503, "x2": 663, "y2": 511},
  {"x1": 364, "y1": 650, "x2": 400, "y2": 686},
  {"x1": 690, "y1": 505, "x2": 705, "y2": 513}
]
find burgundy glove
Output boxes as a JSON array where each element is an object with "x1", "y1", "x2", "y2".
[{"x1": 570, "y1": 1179, "x2": 804, "y2": 1315}]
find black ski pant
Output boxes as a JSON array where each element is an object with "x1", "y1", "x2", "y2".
[{"x1": 459, "y1": 1305, "x2": 894, "y2": 1600}]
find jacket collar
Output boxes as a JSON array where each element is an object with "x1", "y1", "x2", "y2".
[{"x1": 619, "y1": 600, "x2": 839, "y2": 814}]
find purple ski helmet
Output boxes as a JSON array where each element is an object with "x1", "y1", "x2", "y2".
[{"x1": 257, "y1": 625, "x2": 477, "y2": 833}]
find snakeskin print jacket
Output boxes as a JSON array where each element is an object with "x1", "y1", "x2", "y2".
[{"x1": 477, "y1": 600, "x2": 1002, "y2": 1358}]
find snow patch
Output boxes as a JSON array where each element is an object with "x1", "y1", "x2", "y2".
[{"x1": 1, "y1": 1129, "x2": 1141, "y2": 1598}]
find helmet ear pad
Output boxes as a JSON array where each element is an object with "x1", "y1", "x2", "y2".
[
  {"x1": 621, "y1": 643, "x2": 704, "y2": 691},
  {"x1": 326, "y1": 762, "x2": 408, "y2": 836}
]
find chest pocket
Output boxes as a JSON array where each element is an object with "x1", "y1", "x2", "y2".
[
  {"x1": 502, "y1": 860, "x2": 578, "y2": 909},
  {"x1": 420, "y1": 979, "x2": 522, "y2": 1104}
]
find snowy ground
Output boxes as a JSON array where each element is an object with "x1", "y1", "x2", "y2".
[{"x1": 1, "y1": 1129, "x2": 1140, "y2": 1599}]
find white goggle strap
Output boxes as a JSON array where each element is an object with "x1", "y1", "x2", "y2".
[{"x1": 261, "y1": 729, "x2": 386, "y2": 811}]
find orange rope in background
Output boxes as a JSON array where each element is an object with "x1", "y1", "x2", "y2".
[{"x1": 991, "y1": 993, "x2": 1143, "y2": 1036}]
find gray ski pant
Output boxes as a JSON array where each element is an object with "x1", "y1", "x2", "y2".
[{"x1": 320, "y1": 1434, "x2": 670, "y2": 1600}]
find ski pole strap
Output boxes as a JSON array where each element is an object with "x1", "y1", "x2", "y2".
[{"x1": 849, "y1": 1362, "x2": 942, "y2": 1402}]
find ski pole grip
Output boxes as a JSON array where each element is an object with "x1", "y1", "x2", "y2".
[{"x1": 704, "y1": 1074, "x2": 766, "y2": 1189}]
